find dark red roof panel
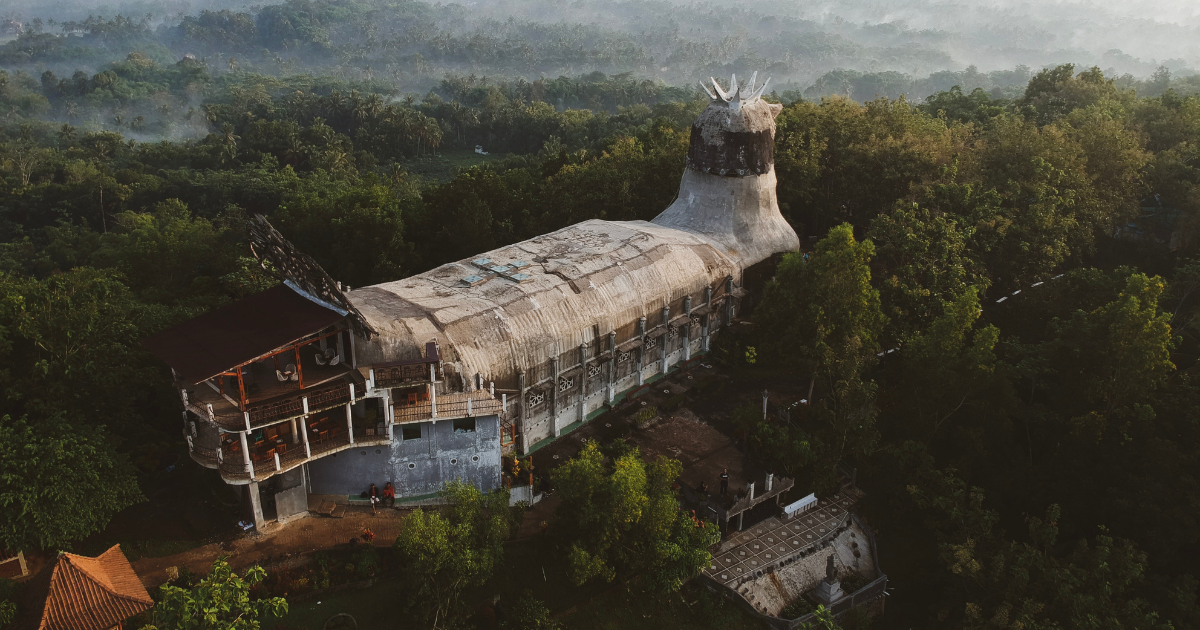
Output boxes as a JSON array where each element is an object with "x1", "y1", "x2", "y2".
[{"x1": 142, "y1": 284, "x2": 344, "y2": 383}]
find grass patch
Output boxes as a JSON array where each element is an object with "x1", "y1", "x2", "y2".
[{"x1": 276, "y1": 577, "x2": 399, "y2": 630}]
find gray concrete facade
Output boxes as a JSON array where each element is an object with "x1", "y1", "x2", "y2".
[{"x1": 306, "y1": 414, "x2": 502, "y2": 498}]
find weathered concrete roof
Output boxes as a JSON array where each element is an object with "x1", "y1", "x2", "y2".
[{"x1": 347, "y1": 219, "x2": 740, "y2": 385}]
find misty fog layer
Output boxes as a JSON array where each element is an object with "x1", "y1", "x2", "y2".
[{"x1": 2, "y1": 0, "x2": 1197, "y2": 104}]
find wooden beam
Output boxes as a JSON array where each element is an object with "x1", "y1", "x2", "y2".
[{"x1": 294, "y1": 345, "x2": 305, "y2": 389}]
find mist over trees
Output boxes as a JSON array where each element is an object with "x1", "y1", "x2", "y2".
[{"x1": 2, "y1": 0, "x2": 1200, "y2": 628}]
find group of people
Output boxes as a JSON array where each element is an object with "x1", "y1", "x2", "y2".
[
  {"x1": 697, "y1": 468, "x2": 732, "y2": 499},
  {"x1": 366, "y1": 482, "x2": 395, "y2": 513}
]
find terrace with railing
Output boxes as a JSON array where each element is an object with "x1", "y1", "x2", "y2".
[
  {"x1": 371, "y1": 342, "x2": 441, "y2": 389},
  {"x1": 186, "y1": 367, "x2": 365, "y2": 432},
  {"x1": 393, "y1": 390, "x2": 503, "y2": 424},
  {"x1": 216, "y1": 409, "x2": 392, "y2": 483}
]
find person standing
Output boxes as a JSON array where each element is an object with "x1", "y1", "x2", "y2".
[
  {"x1": 720, "y1": 468, "x2": 729, "y2": 496},
  {"x1": 368, "y1": 483, "x2": 379, "y2": 515}
]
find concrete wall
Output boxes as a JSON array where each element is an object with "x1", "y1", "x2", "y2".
[
  {"x1": 525, "y1": 335, "x2": 709, "y2": 447},
  {"x1": 306, "y1": 415, "x2": 502, "y2": 498},
  {"x1": 273, "y1": 468, "x2": 308, "y2": 522}
]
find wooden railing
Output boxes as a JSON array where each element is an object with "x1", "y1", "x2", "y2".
[
  {"x1": 374, "y1": 362, "x2": 435, "y2": 388},
  {"x1": 247, "y1": 380, "x2": 351, "y2": 428},
  {"x1": 394, "y1": 391, "x2": 503, "y2": 424}
]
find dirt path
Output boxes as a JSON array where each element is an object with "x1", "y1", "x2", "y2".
[{"x1": 132, "y1": 505, "x2": 408, "y2": 588}]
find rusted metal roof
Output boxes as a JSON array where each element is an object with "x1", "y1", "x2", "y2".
[
  {"x1": 15, "y1": 545, "x2": 153, "y2": 630},
  {"x1": 142, "y1": 284, "x2": 345, "y2": 384}
]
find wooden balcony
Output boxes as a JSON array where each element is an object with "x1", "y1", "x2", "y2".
[
  {"x1": 185, "y1": 367, "x2": 365, "y2": 432},
  {"x1": 217, "y1": 410, "x2": 390, "y2": 484},
  {"x1": 393, "y1": 390, "x2": 503, "y2": 425},
  {"x1": 373, "y1": 361, "x2": 437, "y2": 389}
]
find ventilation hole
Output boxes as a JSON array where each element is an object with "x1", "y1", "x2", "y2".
[
  {"x1": 472, "y1": 455, "x2": 479, "y2": 462},
  {"x1": 450, "y1": 458, "x2": 458, "y2": 465},
  {"x1": 376, "y1": 449, "x2": 381, "y2": 454},
  {"x1": 361, "y1": 451, "x2": 366, "y2": 456},
  {"x1": 408, "y1": 463, "x2": 416, "y2": 469}
]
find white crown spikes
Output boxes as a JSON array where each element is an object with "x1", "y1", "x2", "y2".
[{"x1": 701, "y1": 72, "x2": 770, "y2": 110}]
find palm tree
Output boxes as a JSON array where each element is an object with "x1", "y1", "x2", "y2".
[
  {"x1": 220, "y1": 123, "x2": 239, "y2": 164},
  {"x1": 57, "y1": 123, "x2": 76, "y2": 143}
]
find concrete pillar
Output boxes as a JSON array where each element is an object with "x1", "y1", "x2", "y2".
[
  {"x1": 763, "y1": 389, "x2": 769, "y2": 420},
  {"x1": 384, "y1": 391, "x2": 394, "y2": 441},
  {"x1": 636, "y1": 317, "x2": 646, "y2": 386},
  {"x1": 550, "y1": 357, "x2": 560, "y2": 437},
  {"x1": 660, "y1": 306, "x2": 669, "y2": 373},
  {"x1": 290, "y1": 418, "x2": 299, "y2": 443},
  {"x1": 683, "y1": 296, "x2": 692, "y2": 361},
  {"x1": 749, "y1": 481, "x2": 756, "y2": 500},
  {"x1": 247, "y1": 481, "x2": 266, "y2": 530},
  {"x1": 300, "y1": 415, "x2": 311, "y2": 457},
  {"x1": 239, "y1": 431, "x2": 252, "y2": 475},
  {"x1": 518, "y1": 370, "x2": 528, "y2": 454},
  {"x1": 346, "y1": 403, "x2": 354, "y2": 445},
  {"x1": 725, "y1": 276, "x2": 735, "y2": 325},
  {"x1": 767, "y1": 473, "x2": 774, "y2": 492},
  {"x1": 428, "y1": 382, "x2": 437, "y2": 418},
  {"x1": 702, "y1": 313, "x2": 710, "y2": 352},
  {"x1": 738, "y1": 511, "x2": 744, "y2": 531},
  {"x1": 578, "y1": 343, "x2": 587, "y2": 423},
  {"x1": 606, "y1": 332, "x2": 616, "y2": 403},
  {"x1": 336, "y1": 331, "x2": 345, "y2": 364},
  {"x1": 349, "y1": 332, "x2": 357, "y2": 368}
]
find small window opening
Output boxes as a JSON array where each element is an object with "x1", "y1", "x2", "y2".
[
  {"x1": 453, "y1": 418, "x2": 476, "y2": 434},
  {"x1": 402, "y1": 424, "x2": 422, "y2": 441}
]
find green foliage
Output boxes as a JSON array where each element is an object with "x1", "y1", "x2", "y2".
[
  {"x1": 632, "y1": 406, "x2": 658, "y2": 427},
  {"x1": 141, "y1": 557, "x2": 287, "y2": 630},
  {"x1": 552, "y1": 442, "x2": 719, "y2": 592},
  {"x1": 0, "y1": 413, "x2": 142, "y2": 551},
  {"x1": 392, "y1": 481, "x2": 513, "y2": 628},
  {"x1": 756, "y1": 224, "x2": 885, "y2": 486},
  {"x1": 732, "y1": 403, "x2": 814, "y2": 477},
  {"x1": 502, "y1": 590, "x2": 560, "y2": 630},
  {"x1": 800, "y1": 605, "x2": 842, "y2": 630},
  {"x1": 0, "y1": 578, "x2": 16, "y2": 627}
]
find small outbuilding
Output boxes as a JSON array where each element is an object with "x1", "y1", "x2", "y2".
[{"x1": 14, "y1": 545, "x2": 153, "y2": 630}]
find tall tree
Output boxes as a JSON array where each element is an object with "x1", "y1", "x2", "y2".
[
  {"x1": 552, "y1": 441, "x2": 718, "y2": 592},
  {"x1": 392, "y1": 481, "x2": 512, "y2": 628}
]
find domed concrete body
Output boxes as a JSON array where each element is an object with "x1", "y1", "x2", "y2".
[
  {"x1": 345, "y1": 73, "x2": 803, "y2": 454},
  {"x1": 652, "y1": 73, "x2": 801, "y2": 266}
]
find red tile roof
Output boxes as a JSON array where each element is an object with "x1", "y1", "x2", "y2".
[{"x1": 15, "y1": 545, "x2": 153, "y2": 630}]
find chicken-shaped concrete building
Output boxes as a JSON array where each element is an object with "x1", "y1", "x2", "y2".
[{"x1": 144, "y1": 74, "x2": 799, "y2": 528}]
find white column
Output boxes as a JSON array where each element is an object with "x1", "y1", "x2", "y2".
[
  {"x1": 274, "y1": 451, "x2": 281, "y2": 471},
  {"x1": 336, "y1": 332, "x2": 345, "y2": 363},
  {"x1": 429, "y1": 383, "x2": 437, "y2": 418},
  {"x1": 290, "y1": 418, "x2": 299, "y2": 443},
  {"x1": 247, "y1": 481, "x2": 265, "y2": 530},
  {"x1": 300, "y1": 416, "x2": 311, "y2": 457},
  {"x1": 239, "y1": 431, "x2": 252, "y2": 474},
  {"x1": 346, "y1": 403, "x2": 354, "y2": 444}
]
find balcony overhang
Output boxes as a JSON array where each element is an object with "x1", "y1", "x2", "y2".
[{"x1": 142, "y1": 284, "x2": 346, "y2": 384}]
